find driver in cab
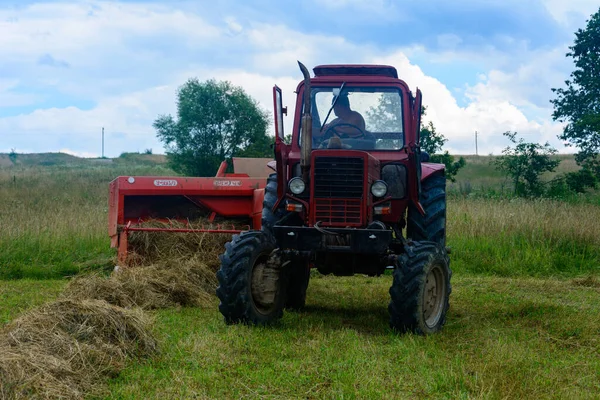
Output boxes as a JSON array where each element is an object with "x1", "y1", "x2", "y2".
[{"x1": 316, "y1": 94, "x2": 367, "y2": 149}]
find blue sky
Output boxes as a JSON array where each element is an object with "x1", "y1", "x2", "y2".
[{"x1": 0, "y1": 0, "x2": 598, "y2": 156}]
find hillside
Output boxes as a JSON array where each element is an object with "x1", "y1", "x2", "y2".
[{"x1": 0, "y1": 152, "x2": 167, "y2": 168}]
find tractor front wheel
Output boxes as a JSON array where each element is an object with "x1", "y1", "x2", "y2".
[
  {"x1": 216, "y1": 231, "x2": 286, "y2": 325},
  {"x1": 389, "y1": 241, "x2": 451, "y2": 335},
  {"x1": 285, "y1": 260, "x2": 311, "y2": 310}
]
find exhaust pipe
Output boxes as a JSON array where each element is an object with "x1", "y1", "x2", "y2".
[{"x1": 298, "y1": 61, "x2": 312, "y2": 182}]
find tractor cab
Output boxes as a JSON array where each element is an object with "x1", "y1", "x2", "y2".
[{"x1": 270, "y1": 64, "x2": 440, "y2": 233}]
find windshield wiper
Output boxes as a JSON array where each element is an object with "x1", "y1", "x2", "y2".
[{"x1": 320, "y1": 82, "x2": 346, "y2": 134}]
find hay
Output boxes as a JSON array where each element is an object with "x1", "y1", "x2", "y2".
[
  {"x1": 126, "y1": 219, "x2": 235, "y2": 270},
  {"x1": 0, "y1": 299, "x2": 157, "y2": 399},
  {"x1": 64, "y1": 258, "x2": 218, "y2": 310}
]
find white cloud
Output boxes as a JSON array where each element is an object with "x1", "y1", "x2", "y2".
[
  {"x1": 542, "y1": 0, "x2": 598, "y2": 25},
  {"x1": 0, "y1": 1, "x2": 579, "y2": 157}
]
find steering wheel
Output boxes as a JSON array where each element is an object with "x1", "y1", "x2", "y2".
[
  {"x1": 318, "y1": 122, "x2": 374, "y2": 149},
  {"x1": 322, "y1": 122, "x2": 366, "y2": 140}
]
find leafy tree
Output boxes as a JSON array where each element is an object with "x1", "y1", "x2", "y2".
[
  {"x1": 494, "y1": 131, "x2": 560, "y2": 197},
  {"x1": 419, "y1": 107, "x2": 466, "y2": 182},
  {"x1": 154, "y1": 79, "x2": 272, "y2": 176},
  {"x1": 551, "y1": 8, "x2": 600, "y2": 174},
  {"x1": 419, "y1": 120, "x2": 446, "y2": 155},
  {"x1": 8, "y1": 148, "x2": 17, "y2": 165}
]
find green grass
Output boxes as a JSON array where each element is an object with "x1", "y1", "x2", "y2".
[
  {"x1": 448, "y1": 197, "x2": 600, "y2": 277},
  {"x1": 1, "y1": 152, "x2": 600, "y2": 399},
  {"x1": 1, "y1": 153, "x2": 599, "y2": 279},
  {"x1": 0, "y1": 161, "x2": 176, "y2": 279},
  {"x1": 104, "y1": 274, "x2": 600, "y2": 399},
  {"x1": 447, "y1": 154, "x2": 600, "y2": 204},
  {"x1": 0, "y1": 279, "x2": 66, "y2": 325}
]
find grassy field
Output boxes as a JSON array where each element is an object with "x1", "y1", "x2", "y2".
[
  {"x1": 104, "y1": 274, "x2": 600, "y2": 399},
  {"x1": 1, "y1": 152, "x2": 599, "y2": 398},
  {"x1": 0, "y1": 153, "x2": 174, "y2": 278}
]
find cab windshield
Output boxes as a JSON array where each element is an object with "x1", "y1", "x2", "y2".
[{"x1": 301, "y1": 86, "x2": 405, "y2": 150}]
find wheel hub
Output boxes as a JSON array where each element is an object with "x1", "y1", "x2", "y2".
[
  {"x1": 423, "y1": 264, "x2": 445, "y2": 327},
  {"x1": 251, "y1": 256, "x2": 280, "y2": 314}
]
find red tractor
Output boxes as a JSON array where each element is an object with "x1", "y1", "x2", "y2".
[{"x1": 216, "y1": 62, "x2": 451, "y2": 334}]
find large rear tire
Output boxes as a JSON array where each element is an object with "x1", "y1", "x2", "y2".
[
  {"x1": 389, "y1": 241, "x2": 451, "y2": 335},
  {"x1": 407, "y1": 174, "x2": 446, "y2": 245},
  {"x1": 262, "y1": 173, "x2": 287, "y2": 233},
  {"x1": 216, "y1": 231, "x2": 285, "y2": 325}
]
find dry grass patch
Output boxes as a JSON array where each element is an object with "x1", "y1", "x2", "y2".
[
  {"x1": 65, "y1": 260, "x2": 217, "y2": 310},
  {"x1": 126, "y1": 221, "x2": 234, "y2": 271},
  {"x1": 0, "y1": 300, "x2": 157, "y2": 400}
]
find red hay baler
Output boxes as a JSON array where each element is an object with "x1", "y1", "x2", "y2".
[{"x1": 108, "y1": 157, "x2": 274, "y2": 265}]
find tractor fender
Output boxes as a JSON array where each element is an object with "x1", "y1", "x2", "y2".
[
  {"x1": 421, "y1": 162, "x2": 445, "y2": 181},
  {"x1": 252, "y1": 188, "x2": 266, "y2": 230}
]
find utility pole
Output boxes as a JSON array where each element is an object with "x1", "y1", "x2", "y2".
[
  {"x1": 102, "y1": 127, "x2": 105, "y2": 158},
  {"x1": 475, "y1": 130, "x2": 478, "y2": 156}
]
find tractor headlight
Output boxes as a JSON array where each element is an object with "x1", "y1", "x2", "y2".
[
  {"x1": 371, "y1": 180, "x2": 388, "y2": 198},
  {"x1": 288, "y1": 177, "x2": 306, "y2": 195}
]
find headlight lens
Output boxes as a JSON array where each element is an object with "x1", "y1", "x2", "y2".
[
  {"x1": 371, "y1": 180, "x2": 388, "y2": 197},
  {"x1": 288, "y1": 177, "x2": 306, "y2": 195}
]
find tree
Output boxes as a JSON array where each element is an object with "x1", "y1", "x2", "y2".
[
  {"x1": 154, "y1": 79, "x2": 272, "y2": 177},
  {"x1": 551, "y1": 8, "x2": 600, "y2": 174},
  {"x1": 419, "y1": 107, "x2": 466, "y2": 182},
  {"x1": 494, "y1": 131, "x2": 560, "y2": 197},
  {"x1": 8, "y1": 148, "x2": 17, "y2": 165}
]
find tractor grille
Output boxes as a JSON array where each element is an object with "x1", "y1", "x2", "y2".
[
  {"x1": 313, "y1": 157, "x2": 364, "y2": 198},
  {"x1": 313, "y1": 156, "x2": 364, "y2": 226}
]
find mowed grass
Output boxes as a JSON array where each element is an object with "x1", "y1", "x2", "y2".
[
  {"x1": 105, "y1": 273, "x2": 600, "y2": 399},
  {"x1": 0, "y1": 279, "x2": 66, "y2": 325}
]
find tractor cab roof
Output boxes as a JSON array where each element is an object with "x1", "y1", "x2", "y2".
[{"x1": 313, "y1": 64, "x2": 398, "y2": 79}]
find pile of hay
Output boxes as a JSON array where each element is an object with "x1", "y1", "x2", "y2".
[
  {"x1": 0, "y1": 221, "x2": 234, "y2": 398},
  {"x1": 0, "y1": 299, "x2": 157, "y2": 399},
  {"x1": 65, "y1": 258, "x2": 218, "y2": 310}
]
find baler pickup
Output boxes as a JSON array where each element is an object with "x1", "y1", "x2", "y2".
[{"x1": 108, "y1": 158, "x2": 272, "y2": 265}]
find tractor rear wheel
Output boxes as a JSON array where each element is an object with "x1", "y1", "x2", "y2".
[
  {"x1": 389, "y1": 241, "x2": 451, "y2": 335},
  {"x1": 216, "y1": 231, "x2": 285, "y2": 325},
  {"x1": 407, "y1": 173, "x2": 446, "y2": 245},
  {"x1": 262, "y1": 173, "x2": 287, "y2": 233}
]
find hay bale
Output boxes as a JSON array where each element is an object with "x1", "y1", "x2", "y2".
[
  {"x1": 64, "y1": 259, "x2": 217, "y2": 309},
  {"x1": 0, "y1": 299, "x2": 156, "y2": 399}
]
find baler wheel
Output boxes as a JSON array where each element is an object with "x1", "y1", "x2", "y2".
[
  {"x1": 216, "y1": 231, "x2": 285, "y2": 325},
  {"x1": 388, "y1": 241, "x2": 451, "y2": 335}
]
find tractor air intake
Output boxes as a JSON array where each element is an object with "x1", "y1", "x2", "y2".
[{"x1": 312, "y1": 156, "x2": 364, "y2": 227}]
